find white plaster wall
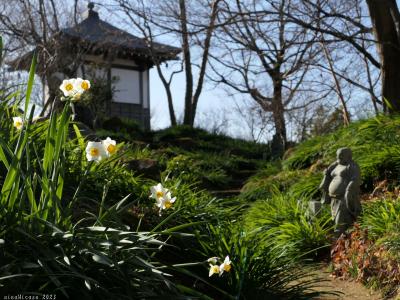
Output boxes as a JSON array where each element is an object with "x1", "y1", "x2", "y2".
[{"x1": 111, "y1": 68, "x2": 141, "y2": 104}]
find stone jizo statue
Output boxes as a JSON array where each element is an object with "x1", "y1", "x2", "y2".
[{"x1": 319, "y1": 147, "x2": 361, "y2": 236}]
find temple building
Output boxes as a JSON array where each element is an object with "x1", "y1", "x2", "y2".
[{"x1": 8, "y1": 3, "x2": 180, "y2": 130}]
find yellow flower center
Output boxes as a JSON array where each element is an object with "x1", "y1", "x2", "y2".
[
  {"x1": 211, "y1": 265, "x2": 219, "y2": 274},
  {"x1": 107, "y1": 144, "x2": 116, "y2": 154},
  {"x1": 165, "y1": 201, "x2": 172, "y2": 209},
  {"x1": 81, "y1": 81, "x2": 89, "y2": 90},
  {"x1": 156, "y1": 191, "x2": 164, "y2": 198},
  {"x1": 223, "y1": 264, "x2": 231, "y2": 272},
  {"x1": 90, "y1": 147, "x2": 100, "y2": 157},
  {"x1": 15, "y1": 121, "x2": 22, "y2": 128},
  {"x1": 65, "y1": 83, "x2": 74, "y2": 91}
]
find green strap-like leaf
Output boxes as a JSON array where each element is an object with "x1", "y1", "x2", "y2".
[{"x1": 24, "y1": 51, "x2": 37, "y2": 118}]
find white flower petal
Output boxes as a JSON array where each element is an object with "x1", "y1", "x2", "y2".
[
  {"x1": 59, "y1": 79, "x2": 77, "y2": 97},
  {"x1": 85, "y1": 141, "x2": 107, "y2": 162},
  {"x1": 74, "y1": 78, "x2": 91, "y2": 92},
  {"x1": 209, "y1": 264, "x2": 219, "y2": 277},
  {"x1": 102, "y1": 137, "x2": 117, "y2": 156},
  {"x1": 224, "y1": 256, "x2": 231, "y2": 264},
  {"x1": 13, "y1": 117, "x2": 23, "y2": 130}
]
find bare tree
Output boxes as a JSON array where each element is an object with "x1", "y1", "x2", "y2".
[
  {"x1": 365, "y1": 0, "x2": 400, "y2": 112},
  {"x1": 112, "y1": 0, "x2": 180, "y2": 126},
  {"x1": 0, "y1": 0, "x2": 86, "y2": 113},
  {"x1": 232, "y1": 98, "x2": 272, "y2": 143},
  {"x1": 320, "y1": 38, "x2": 350, "y2": 125},
  {"x1": 283, "y1": 0, "x2": 400, "y2": 113},
  {"x1": 195, "y1": 106, "x2": 231, "y2": 136},
  {"x1": 210, "y1": 0, "x2": 329, "y2": 157},
  {"x1": 114, "y1": 0, "x2": 222, "y2": 127}
]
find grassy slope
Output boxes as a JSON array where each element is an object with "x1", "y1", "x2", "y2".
[
  {"x1": 25, "y1": 117, "x2": 400, "y2": 293},
  {"x1": 243, "y1": 114, "x2": 400, "y2": 201},
  {"x1": 96, "y1": 124, "x2": 269, "y2": 192},
  {"x1": 242, "y1": 114, "x2": 400, "y2": 298},
  {"x1": 93, "y1": 123, "x2": 331, "y2": 298}
]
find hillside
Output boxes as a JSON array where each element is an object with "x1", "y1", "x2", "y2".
[
  {"x1": 96, "y1": 121, "x2": 269, "y2": 196},
  {"x1": 241, "y1": 114, "x2": 400, "y2": 298},
  {"x1": 93, "y1": 115, "x2": 400, "y2": 299},
  {"x1": 94, "y1": 114, "x2": 400, "y2": 297},
  {"x1": 3, "y1": 90, "x2": 400, "y2": 298}
]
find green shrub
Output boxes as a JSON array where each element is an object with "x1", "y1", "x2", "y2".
[
  {"x1": 288, "y1": 172, "x2": 323, "y2": 199},
  {"x1": 99, "y1": 116, "x2": 147, "y2": 141},
  {"x1": 165, "y1": 153, "x2": 231, "y2": 188},
  {"x1": 360, "y1": 197, "x2": 400, "y2": 240},
  {"x1": 283, "y1": 136, "x2": 327, "y2": 171},
  {"x1": 1, "y1": 222, "x2": 181, "y2": 299},
  {"x1": 241, "y1": 169, "x2": 311, "y2": 201},
  {"x1": 187, "y1": 222, "x2": 332, "y2": 299},
  {"x1": 243, "y1": 191, "x2": 333, "y2": 259},
  {"x1": 283, "y1": 115, "x2": 400, "y2": 188}
]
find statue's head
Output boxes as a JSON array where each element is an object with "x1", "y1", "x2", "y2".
[{"x1": 336, "y1": 147, "x2": 352, "y2": 165}]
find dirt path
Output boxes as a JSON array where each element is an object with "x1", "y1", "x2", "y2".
[{"x1": 311, "y1": 266, "x2": 383, "y2": 300}]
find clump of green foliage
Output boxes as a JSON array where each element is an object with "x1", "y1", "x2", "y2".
[
  {"x1": 97, "y1": 116, "x2": 146, "y2": 141},
  {"x1": 283, "y1": 116, "x2": 400, "y2": 187},
  {"x1": 243, "y1": 114, "x2": 400, "y2": 203},
  {"x1": 189, "y1": 222, "x2": 332, "y2": 299},
  {"x1": 0, "y1": 54, "x2": 186, "y2": 298},
  {"x1": 360, "y1": 196, "x2": 400, "y2": 243},
  {"x1": 243, "y1": 189, "x2": 333, "y2": 260},
  {"x1": 241, "y1": 169, "x2": 322, "y2": 202}
]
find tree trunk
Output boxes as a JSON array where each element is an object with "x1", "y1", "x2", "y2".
[
  {"x1": 165, "y1": 87, "x2": 177, "y2": 126},
  {"x1": 271, "y1": 79, "x2": 287, "y2": 158},
  {"x1": 366, "y1": 0, "x2": 400, "y2": 112},
  {"x1": 190, "y1": 0, "x2": 220, "y2": 126},
  {"x1": 154, "y1": 63, "x2": 177, "y2": 126},
  {"x1": 179, "y1": 0, "x2": 194, "y2": 125},
  {"x1": 321, "y1": 40, "x2": 351, "y2": 125}
]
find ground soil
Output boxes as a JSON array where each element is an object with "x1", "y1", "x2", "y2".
[{"x1": 311, "y1": 266, "x2": 384, "y2": 300}]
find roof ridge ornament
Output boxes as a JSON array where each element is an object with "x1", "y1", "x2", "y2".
[{"x1": 87, "y1": 2, "x2": 99, "y2": 20}]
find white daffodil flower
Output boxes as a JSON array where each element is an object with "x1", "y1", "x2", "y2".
[
  {"x1": 150, "y1": 183, "x2": 176, "y2": 212},
  {"x1": 150, "y1": 183, "x2": 169, "y2": 200},
  {"x1": 59, "y1": 78, "x2": 91, "y2": 101},
  {"x1": 13, "y1": 117, "x2": 23, "y2": 130},
  {"x1": 74, "y1": 78, "x2": 91, "y2": 93},
  {"x1": 85, "y1": 141, "x2": 107, "y2": 162},
  {"x1": 219, "y1": 256, "x2": 232, "y2": 275},
  {"x1": 102, "y1": 137, "x2": 117, "y2": 156},
  {"x1": 209, "y1": 264, "x2": 220, "y2": 277},
  {"x1": 59, "y1": 79, "x2": 77, "y2": 97},
  {"x1": 156, "y1": 191, "x2": 176, "y2": 210}
]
